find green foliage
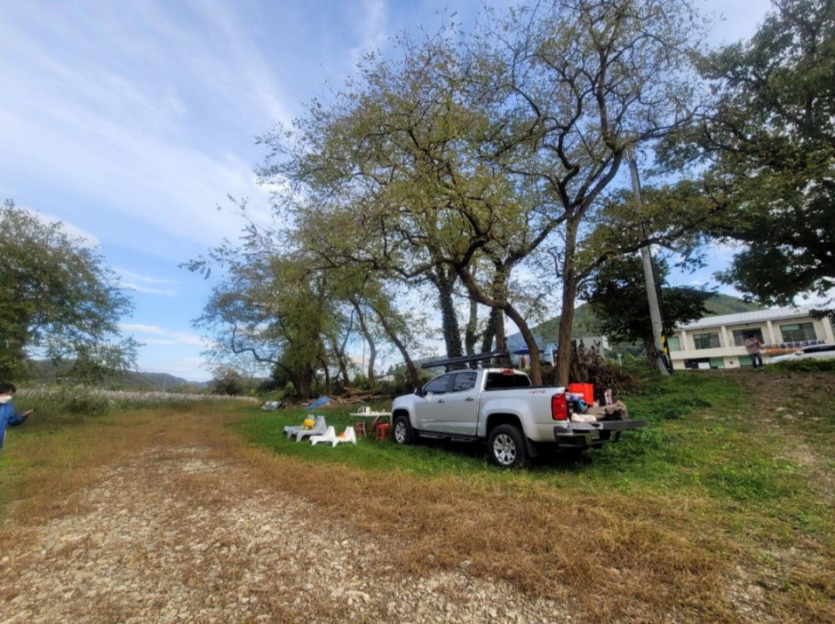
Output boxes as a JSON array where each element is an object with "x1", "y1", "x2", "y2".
[
  {"x1": 249, "y1": 0, "x2": 708, "y2": 388},
  {"x1": 0, "y1": 200, "x2": 135, "y2": 381},
  {"x1": 210, "y1": 366, "x2": 246, "y2": 396},
  {"x1": 60, "y1": 387, "x2": 112, "y2": 415},
  {"x1": 669, "y1": 0, "x2": 835, "y2": 304},
  {"x1": 767, "y1": 358, "x2": 835, "y2": 373},
  {"x1": 17, "y1": 385, "x2": 256, "y2": 415},
  {"x1": 580, "y1": 254, "x2": 712, "y2": 363},
  {"x1": 702, "y1": 293, "x2": 763, "y2": 316}
]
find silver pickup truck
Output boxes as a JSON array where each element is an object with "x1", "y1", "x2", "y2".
[{"x1": 391, "y1": 358, "x2": 645, "y2": 468}]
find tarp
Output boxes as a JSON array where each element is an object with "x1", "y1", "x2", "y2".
[
  {"x1": 513, "y1": 346, "x2": 545, "y2": 355},
  {"x1": 306, "y1": 396, "x2": 333, "y2": 409}
]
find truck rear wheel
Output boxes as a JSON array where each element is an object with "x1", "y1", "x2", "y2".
[
  {"x1": 393, "y1": 415, "x2": 416, "y2": 445},
  {"x1": 488, "y1": 425, "x2": 530, "y2": 469}
]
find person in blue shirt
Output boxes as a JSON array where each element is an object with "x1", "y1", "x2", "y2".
[{"x1": 0, "y1": 382, "x2": 34, "y2": 450}]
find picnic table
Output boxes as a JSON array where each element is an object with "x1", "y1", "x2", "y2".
[{"x1": 349, "y1": 410, "x2": 392, "y2": 437}]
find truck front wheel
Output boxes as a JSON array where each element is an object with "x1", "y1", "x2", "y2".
[
  {"x1": 488, "y1": 425, "x2": 530, "y2": 469},
  {"x1": 393, "y1": 415, "x2": 416, "y2": 445}
]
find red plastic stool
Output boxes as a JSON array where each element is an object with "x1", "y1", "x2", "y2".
[
  {"x1": 376, "y1": 423, "x2": 391, "y2": 441},
  {"x1": 354, "y1": 421, "x2": 367, "y2": 437}
]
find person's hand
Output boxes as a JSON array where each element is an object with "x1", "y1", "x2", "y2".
[{"x1": 22, "y1": 409, "x2": 35, "y2": 416}]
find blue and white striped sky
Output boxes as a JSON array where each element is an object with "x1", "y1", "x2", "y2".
[{"x1": 0, "y1": 1, "x2": 773, "y2": 380}]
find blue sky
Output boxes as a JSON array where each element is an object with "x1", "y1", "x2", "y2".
[{"x1": 1, "y1": 0, "x2": 774, "y2": 381}]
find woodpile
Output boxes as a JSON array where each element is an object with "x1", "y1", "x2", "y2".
[{"x1": 332, "y1": 387, "x2": 388, "y2": 405}]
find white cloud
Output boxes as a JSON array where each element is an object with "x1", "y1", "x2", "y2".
[
  {"x1": 121, "y1": 282, "x2": 178, "y2": 296},
  {"x1": 120, "y1": 323, "x2": 208, "y2": 347},
  {"x1": 349, "y1": 0, "x2": 389, "y2": 63},
  {"x1": 16, "y1": 205, "x2": 100, "y2": 247},
  {"x1": 116, "y1": 269, "x2": 174, "y2": 286},
  {"x1": 0, "y1": 1, "x2": 287, "y2": 257},
  {"x1": 117, "y1": 269, "x2": 178, "y2": 295},
  {"x1": 121, "y1": 323, "x2": 167, "y2": 335}
]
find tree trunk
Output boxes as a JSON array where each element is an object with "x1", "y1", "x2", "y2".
[
  {"x1": 465, "y1": 297, "x2": 479, "y2": 356},
  {"x1": 643, "y1": 337, "x2": 658, "y2": 367},
  {"x1": 330, "y1": 337, "x2": 350, "y2": 388},
  {"x1": 351, "y1": 297, "x2": 376, "y2": 387},
  {"x1": 493, "y1": 306, "x2": 506, "y2": 352},
  {"x1": 503, "y1": 304, "x2": 541, "y2": 384},
  {"x1": 295, "y1": 363, "x2": 314, "y2": 401},
  {"x1": 490, "y1": 265, "x2": 508, "y2": 352},
  {"x1": 335, "y1": 310, "x2": 355, "y2": 388},
  {"x1": 555, "y1": 220, "x2": 579, "y2": 388},
  {"x1": 480, "y1": 306, "x2": 504, "y2": 354},
  {"x1": 433, "y1": 267, "x2": 463, "y2": 358},
  {"x1": 368, "y1": 302, "x2": 421, "y2": 390},
  {"x1": 455, "y1": 263, "x2": 541, "y2": 384},
  {"x1": 319, "y1": 357, "x2": 331, "y2": 395}
]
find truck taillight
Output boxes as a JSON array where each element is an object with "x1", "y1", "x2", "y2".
[{"x1": 551, "y1": 393, "x2": 569, "y2": 421}]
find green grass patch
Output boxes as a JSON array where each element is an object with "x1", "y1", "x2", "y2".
[
  {"x1": 237, "y1": 408, "x2": 494, "y2": 476},
  {"x1": 238, "y1": 371, "x2": 835, "y2": 549},
  {"x1": 767, "y1": 358, "x2": 835, "y2": 373}
]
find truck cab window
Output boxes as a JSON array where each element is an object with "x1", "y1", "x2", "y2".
[
  {"x1": 452, "y1": 371, "x2": 478, "y2": 392},
  {"x1": 424, "y1": 375, "x2": 451, "y2": 395},
  {"x1": 484, "y1": 372, "x2": 533, "y2": 390}
]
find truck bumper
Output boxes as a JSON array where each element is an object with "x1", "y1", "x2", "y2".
[{"x1": 553, "y1": 420, "x2": 647, "y2": 449}]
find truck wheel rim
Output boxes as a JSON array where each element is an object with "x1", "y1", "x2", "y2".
[
  {"x1": 394, "y1": 422, "x2": 406, "y2": 443},
  {"x1": 493, "y1": 434, "x2": 516, "y2": 465}
]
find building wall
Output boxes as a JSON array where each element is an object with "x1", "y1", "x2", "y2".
[{"x1": 670, "y1": 313, "x2": 835, "y2": 370}]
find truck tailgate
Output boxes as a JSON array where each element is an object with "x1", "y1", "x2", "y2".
[
  {"x1": 552, "y1": 420, "x2": 647, "y2": 449},
  {"x1": 554, "y1": 420, "x2": 647, "y2": 435}
]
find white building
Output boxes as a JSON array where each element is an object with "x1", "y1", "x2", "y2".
[{"x1": 669, "y1": 306, "x2": 835, "y2": 370}]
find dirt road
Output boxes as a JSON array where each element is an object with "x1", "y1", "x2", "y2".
[{"x1": 1, "y1": 445, "x2": 567, "y2": 623}]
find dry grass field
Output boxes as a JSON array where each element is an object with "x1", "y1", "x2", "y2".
[{"x1": 1, "y1": 371, "x2": 833, "y2": 623}]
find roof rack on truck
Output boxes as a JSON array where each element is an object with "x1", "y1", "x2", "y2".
[{"x1": 421, "y1": 350, "x2": 511, "y2": 372}]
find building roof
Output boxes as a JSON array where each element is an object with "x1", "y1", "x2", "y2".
[{"x1": 675, "y1": 306, "x2": 820, "y2": 331}]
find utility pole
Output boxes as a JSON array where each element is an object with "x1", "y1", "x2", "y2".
[{"x1": 626, "y1": 145, "x2": 670, "y2": 375}]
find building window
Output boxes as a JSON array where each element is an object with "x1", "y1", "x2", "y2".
[
  {"x1": 693, "y1": 332, "x2": 720, "y2": 350},
  {"x1": 732, "y1": 328, "x2": 764, "y2": 346},
  {"x1": 667, "y1": 336, "x2": 681, "y2": 352},
  {"x1": 779, "y1": 322, "x2": 817, "y2": 343},
  {"x1": 685, "y1": 357, "x2": 725, "y2": 369}
]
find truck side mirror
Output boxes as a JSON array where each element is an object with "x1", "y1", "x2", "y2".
[{"x1": 414, "y1": 387, "x2": 424, "y2": 397}]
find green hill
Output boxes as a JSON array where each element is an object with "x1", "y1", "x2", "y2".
[
  {"x1": 702, "y1": 293, "x2": 762, "y2": 316},
  {"x1": 25, "y1": 360, "x2": 202, "y2": 391}
]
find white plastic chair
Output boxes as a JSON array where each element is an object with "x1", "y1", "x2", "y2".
[
  {"x1": 332, "y1": 426, "x2": 357, "y2": 447},
  {"x1": 310, "y1": 425, "x2": 337, "y2": 446},
  {"x1": 292, "y1": 416, "x2": 328, "y2": 442},
  {"x1": 283, "y1": 416, "x2": 313, "y2": 438}
]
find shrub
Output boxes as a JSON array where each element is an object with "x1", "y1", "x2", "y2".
[
  {"x1": 767, "y1": 359, "x2": 835, "y2": 373},
  {"x1": 17, "y1": 385, "x2": 258, "y2": 414},
  {"x1": 62, "y1": 387, "x2": 111, "y2": 415}
]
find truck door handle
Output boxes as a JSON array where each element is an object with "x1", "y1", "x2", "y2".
[
  {"x1": 466, "y1": 397, "x2": 475, "y2": 401},
  {"x1": 437, "y1": 399, "x2": 445, "y2": 403}
]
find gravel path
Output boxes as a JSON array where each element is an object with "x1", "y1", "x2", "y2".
[{"x1": 1, "y1": 446, "x2": 569, "y2": 623}]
